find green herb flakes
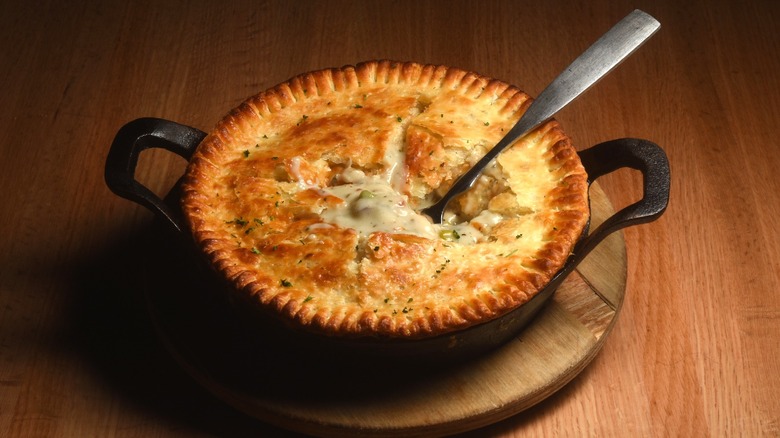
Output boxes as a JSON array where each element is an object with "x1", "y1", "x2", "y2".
[{"x1": 226, "y1": 217, "x2": 248, "y2": 227}]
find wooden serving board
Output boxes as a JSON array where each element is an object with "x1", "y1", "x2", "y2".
[{"x1": 142, "y1": 182, "x2": 626, "y2": 438}]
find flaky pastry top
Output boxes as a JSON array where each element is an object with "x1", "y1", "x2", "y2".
[{"x1": 180, "y1": 61, "x2": 589, "y2": 340}]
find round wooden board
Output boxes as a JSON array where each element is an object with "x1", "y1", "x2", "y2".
[{"x1": 142, "y1": 182, "x2": 626, "y2": 438}]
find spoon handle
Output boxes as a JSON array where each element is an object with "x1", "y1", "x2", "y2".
[{"x1": 422, "y1": 9, "x2": 661, "y2": 223}]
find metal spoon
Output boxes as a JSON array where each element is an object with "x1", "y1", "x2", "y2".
[{"x1": 421, "y1": 9, "x2": 660, "y2": 223}]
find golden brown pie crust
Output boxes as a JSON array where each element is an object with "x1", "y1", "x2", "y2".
[{"x1": 180, "y1": 61, "x2": 589, "y2": 340}]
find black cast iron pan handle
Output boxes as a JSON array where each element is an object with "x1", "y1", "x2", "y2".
[
  {"x1": 105, "y1": 118, "x2": 207, "y2": 233},
  {"x1": 576, "y1": 138, "x2": 669, "y2": 256},
  {"x1": 549, "y1": 137, "x2": 670, "y2": 288}
]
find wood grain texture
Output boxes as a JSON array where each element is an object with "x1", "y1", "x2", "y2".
[{"x1": 1, "y1": 0, "x2": 778, "y2": 436}]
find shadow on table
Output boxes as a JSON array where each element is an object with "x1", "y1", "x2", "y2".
[{"x1": 66, "y1": 222, "x2": 305, "y2": 438}]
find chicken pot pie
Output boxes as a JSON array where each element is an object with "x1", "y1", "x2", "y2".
[{"x1": 180, "y1": 61, "x2": 589, "y2": 341}]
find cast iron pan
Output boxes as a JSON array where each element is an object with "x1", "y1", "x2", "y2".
[{"x1": 105, "y1": 117, "x2": 670, "y2": 365}]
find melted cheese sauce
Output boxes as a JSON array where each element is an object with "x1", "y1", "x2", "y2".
[
  {"x1": 320, "y1": 171, "x2": 485, "y2": 243},
  {"x1": 321, "y1": 177, "x2": 437, "y2": 239}
]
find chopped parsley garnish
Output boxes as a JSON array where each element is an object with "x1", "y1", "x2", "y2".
[
  {"x1": 434, "y1": 258, "x2": 451, "y2": 275},
  {"x1": 280, "y1": 279, "x2": 292, "y2": 287},
  {"x1": 226, "y1": 217, "x2": 248, "y2": 227}
]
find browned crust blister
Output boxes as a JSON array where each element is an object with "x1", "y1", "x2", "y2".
[{"x1": 180, "y1": 61, "x2": 589, "y2": 340}]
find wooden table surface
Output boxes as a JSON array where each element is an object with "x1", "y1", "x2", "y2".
[{"x1": 2, "y1": 0, "x2": 778, "y2": 436}]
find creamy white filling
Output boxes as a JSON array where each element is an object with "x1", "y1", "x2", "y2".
[
  {"x1": 470, "y1": 210, "x2": 504, "y2": 229},
  {"x1": 319, "y1": 173, "x2": 487, "y2": 243},
  {"x1": 320, "y1": 176, "x2": 438, "y2": 239}
]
